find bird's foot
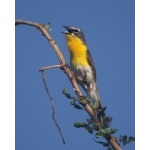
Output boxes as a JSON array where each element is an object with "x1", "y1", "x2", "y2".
[{"x1": 79, "y1": 96, "x2": 90, "y2": 105}]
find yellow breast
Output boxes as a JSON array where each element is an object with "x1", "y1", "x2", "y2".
[{"x1": 66, "y1": 34, "x2": 89, "y2": 67}]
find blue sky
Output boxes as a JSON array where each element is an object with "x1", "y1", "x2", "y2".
[{"x1": 15, "y1": 0, "x2": 135, "y2": 149}]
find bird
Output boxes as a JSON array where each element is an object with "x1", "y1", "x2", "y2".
[{"x1": 62, "y1": 26, "x2": 107, "y2": 125}]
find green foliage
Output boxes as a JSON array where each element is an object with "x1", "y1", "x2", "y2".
[
  {"x1": 62, "y1": 88, "x2": 74, "y2": 99},
  {"x1": 62, "y1": 88, "x2": 135, "y2": 149},
  {"x1": 103, "y1": 116, "x2": 113, "y2": 123},
  {"x1": 62, "y1": 88, "x2": 84, "y2": 110},
  {"x1": 118, "y1": 135, "x2": 135, "y2": 146},
  {"x1": 43, "y1": 22, "x2": 52, "y2": 31},
  {"x1": 85, "y1": 125, "x2": 93, "y2": 134},
  {"x1": 94, "y1": 135, "x2": 135, "y2": 149},
  {"x1": 95, "y1": 128, "x2": 117, "y2": 138},
  {"x1": 70, "y1": 99, "x2": 83, "y2": 110},
  {"x1": 74, "y1": 122, "x2": 93, "y2": 134},
  {"x1": 74, "y1": 122, "x2": 87, "y2": 128},
  {"x1": 94, "y1": 139, "x2": 112, "y2": 149},
  {"x1": 97, "y1": 107, "x2": 107, "y2": 114},
  {"x1": 86, "y1": 118, "x2": 93, "y2": 123}
]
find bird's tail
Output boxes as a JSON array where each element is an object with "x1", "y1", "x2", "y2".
[{"x1": 86, "y1": 83, "x2": 109, "y2": 128}]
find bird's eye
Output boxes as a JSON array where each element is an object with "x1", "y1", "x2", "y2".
[{"x1": 74, "y1": 29, "x2": 79, "y2": 33}]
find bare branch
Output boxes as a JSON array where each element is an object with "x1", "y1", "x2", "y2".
[
  {"x1": 41, "y1": 71, "x2": 65, "y2": 144},
  {"x1": 39, "y1": 64, "x2": 61, "y2": 72}
]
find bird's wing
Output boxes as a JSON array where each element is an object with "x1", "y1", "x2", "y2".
[{"x1": 86, "y1": 50, "x2": 97, "y2": 82}]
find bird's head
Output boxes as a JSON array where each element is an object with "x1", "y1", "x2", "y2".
[{"x1": 62, "y1": 26, "x2": 86, "y2": 43}]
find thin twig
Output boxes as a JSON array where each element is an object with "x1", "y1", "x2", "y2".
[
  {"x1": 39, "y1": 64, "x2": 61, "y2": 72},
  {"x1": 41, "y1": 70, "x2": 65, "y2": 144}
]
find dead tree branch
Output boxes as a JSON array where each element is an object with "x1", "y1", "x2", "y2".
[{"x1": 41, "y1": 70, "x2": 65, "y2": 144}]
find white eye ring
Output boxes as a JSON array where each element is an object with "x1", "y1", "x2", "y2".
[
  {"x1": 74, "y1": 29, "x2": 79, "y2": 32},
  {"x1": 71, "y1": 27, "x2": 80, "y2": 33}
]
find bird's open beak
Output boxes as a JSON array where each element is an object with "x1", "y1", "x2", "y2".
[{"x1": 62, "y1": 26, "x2": 72, "y2": 34}]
